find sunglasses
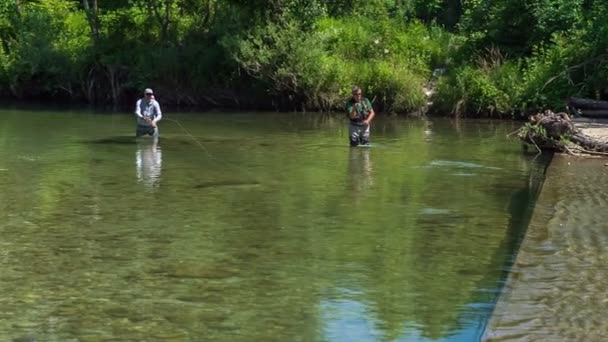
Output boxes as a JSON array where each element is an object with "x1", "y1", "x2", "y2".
[
  {"x1": 145, "y1": 93, "x2": 153, "y2": 96},
  {"x1": 353, "y1": 93, "x2": 362, "y2": 96}
]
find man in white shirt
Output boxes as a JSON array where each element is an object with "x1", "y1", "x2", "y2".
[{"x1": 134, "y1": 88, "x2": 162, "y2": 138}]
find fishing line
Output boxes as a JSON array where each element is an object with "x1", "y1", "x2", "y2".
[
  {"x1": 164, "y1": 117, "x2": 258, "y2": 179},
  {"x1": 164, "y1": 117, "x2": 214, "y2": 160}
]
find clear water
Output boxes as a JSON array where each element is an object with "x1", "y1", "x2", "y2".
[{"x1": 0, "y1": 110, "x2": 546, "y2": 341}]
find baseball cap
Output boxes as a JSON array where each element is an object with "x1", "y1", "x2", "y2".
[{"x1": 144, "y1": 88, "x2": 154, "y2": 94}]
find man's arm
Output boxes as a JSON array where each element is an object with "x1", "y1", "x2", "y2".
[
  {"x1": 153, "y1": 101, "x2": 162, "y2": 123},
  {"x1": 346, "y1": 102, "x2": 359, "y2": 119},
  {"x1": 363, "y1": 99, "x2": 374, "y2": 125},
  {"x1": 134, "y1": 99, "x2": 143, "y2": 118},
  {"x1": 364, "y1": 109, "x2": 375, "y2": 125}
]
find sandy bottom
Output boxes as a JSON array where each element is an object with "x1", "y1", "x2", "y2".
[{"x1": 574, "y1": 117, "x2": 608, "y2": 143}]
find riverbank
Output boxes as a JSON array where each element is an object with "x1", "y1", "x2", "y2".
[
  {"x1": 574, "y1": 117, "x2": 608, "y2": 145},
  {"x1": 483, "y1": 155, "x2": 608, "y2": 341}
]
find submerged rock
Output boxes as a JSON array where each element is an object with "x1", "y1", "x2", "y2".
[{"x1": 13, "y1": 336, "x2": 36, "y2": 342}]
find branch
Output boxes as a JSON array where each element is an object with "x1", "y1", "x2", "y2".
[
  {"x1": 563, "y1": 145, "x2": 576, "y2": 156},
  {"x1": 542, "y1": 53, "x2": 608, "y2": 91},
  {"x1": 529, "y1": 136, "x2": 542, "y2": 153},
  {"x1": 571, "y1": 146, "x2": 608, "y2": 156}
]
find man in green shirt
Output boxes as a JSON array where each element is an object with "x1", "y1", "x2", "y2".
[{"x1": 345, "y1": 86, "x2": 375, "y2": 146}]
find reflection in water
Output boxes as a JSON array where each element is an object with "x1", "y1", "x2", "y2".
[
  {"x1": 347, "y1": 148, "x2": 374, "y2": 201},
  {"x1": 322, "y1": 297, "x2": 381, "y2": 341},
  {"x1": 135, "y1": 138, "x2": 162, "y2": 188}
]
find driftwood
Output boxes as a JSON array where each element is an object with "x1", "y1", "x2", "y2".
[
  {"x1": 567, "y1": 97, "x2": 608, "y2": 118},
  {"x1": 570, "y1": 109, "x2": 608, "y2": 118},
  {"x1": 568, "y1": 97, "x2": 608, "y2": 110},
  {"x1": 517, "y1": 110, "x2": 608, "y2": 154}
]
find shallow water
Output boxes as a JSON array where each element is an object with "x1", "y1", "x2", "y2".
[
  {"x1": 0, "y1": 110, "x2": 545, "y2": 341},
  {"x1": 485, "y1": 155, "x2": 608, "y2": 342}
]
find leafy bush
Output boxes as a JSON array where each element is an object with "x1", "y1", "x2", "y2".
[
  {"x1": 433, "y1": 48, "x2": 525, "y2": 117},
  {"x1": 223, "y1": 15, "x2": 449, "y2": 112},
  {"x1": 1, "y1": 0, "x2": 91, "y2": 98}
]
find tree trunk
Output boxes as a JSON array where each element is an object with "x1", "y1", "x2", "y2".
[
  {"x1": 82, "y1": 0, "x2": 100, "y2": 45},
  {"x1": 14, "y1": 0, "x2": 21, "y2": 17},
  {"x1": 106, "y1": 65, "x2": 126, "y2": 108},
  {"x1": 147, "y1": 0, "x2": 172, "y2": 44},
  {"x1": 80, "y1": 66, "x2": 97, "y2": 103}
]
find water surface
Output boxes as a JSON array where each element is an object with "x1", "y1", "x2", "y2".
[{"x1": 0, "y1": 110, "x2": 545, "y2": 341}]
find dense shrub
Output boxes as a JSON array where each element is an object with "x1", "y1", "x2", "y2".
[{"x1": 2, "y1": 0, "x2": 608, "y2": 116}]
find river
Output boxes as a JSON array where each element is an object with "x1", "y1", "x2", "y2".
[{"x1": 0, "y1": 109, "x2": 547, "y2": 341}]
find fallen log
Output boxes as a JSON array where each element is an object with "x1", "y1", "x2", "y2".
[
  {"x1": 570, "y1": 109, "x2": 608, "y2": 118},
  {"x1": 517, "y1": 110, "x2": 608, "y2": 154},
  {"x1": 570, "y1": 132, "x2": 608, "y2": 152},
  {"x1": 568, "y1": 97, "x2": 608, "y2": 110}
]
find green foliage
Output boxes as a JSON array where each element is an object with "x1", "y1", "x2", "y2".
[
  {"x1": 459, "y1": 0, "x2": 536, "y2": 56},
  {"x1": 406, "y1": 0, "x2": 462, "y2": 29},
  {"x1": 0, "y1": 0, "x2": 14, "y2": 91},
  {"x1": 518, "y1": 14, "x2": 608, "y2": 110},
  {"x1": 223, "y1": 16, "x2": 444, "y2": 112},
  {"x1": 326, "y1": 0, "x2": 391, "y2": 17},
  {"x1": 2, "y1": 0, "x2": 608, "y2": 115},
  {"x1": 1, "y1": 0, "x2": 90, "y2": 97},
  {"x1": 429, "y1": 0, "x2": 608, "y2": 117},
  {"x1": 519, "y1": 122, "x2": 548, "y2": 140},
  {"x1": 519, "y1": 41, "x2": 575, "y2": 110},
  {"x1": 224, "y1": 0, "x2": 327, "y2": 27},
  {"x1": 433, "y1": 48, "x2": 525, "y2": 117},
  {"x1": 530, "y1": 0, "x2": 585, "y2": 44},
  {"x1": 0, "y1": 1, "x2": 18, "y2": 41}
]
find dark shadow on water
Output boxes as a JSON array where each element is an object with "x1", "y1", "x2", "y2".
[
  {"x1": 86, "y1": 136, "x2": 137, "y2": 145},
  {"x1": 83, "y1": 135, "x2": 200, "y2": 148},
  {"x1": 12, "y1": 336, "x2": 35, "y2": 342},
  {"x1": 83, "y1": 135, "x2": 254, "y2": 147},
  {"x1": 477, "y1": 151, "x2": 554, "y2": 339},
  {"x1": 193, "y1": 180, "x2": 261, "y2": 190}
]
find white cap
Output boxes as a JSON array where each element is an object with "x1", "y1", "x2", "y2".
[{"x1": 144, "y1": 88, "x2": 154, "y2": 94}]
